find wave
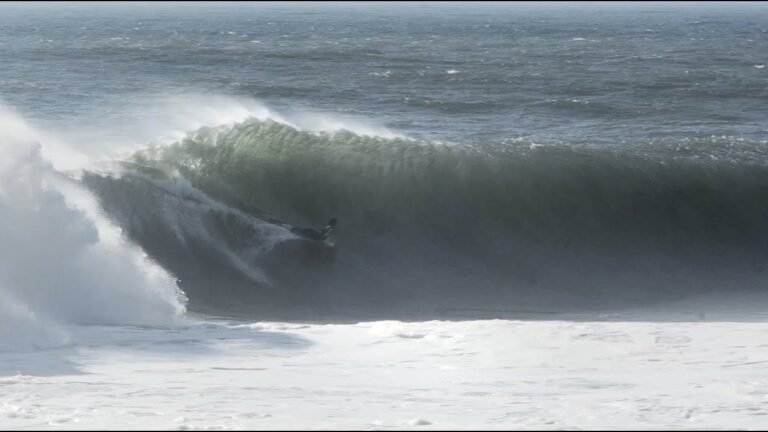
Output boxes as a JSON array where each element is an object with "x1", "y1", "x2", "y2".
[
  {"x1": 81, "y1": 117, "x2": 768, "y2": 320},
  {"x1": 0, "y1": 104, "x2": 186, "y2": 352}
]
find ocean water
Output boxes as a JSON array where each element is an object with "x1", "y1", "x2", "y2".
[
  {"x1": 2, "y1": 2, "x2": 767, "y2": 143},
  {"x1": 3, "y1": 2, "x2": 768, "y2": 321},
  {"x1": 5, "y1": 3, "x2": 768, "y2": 429}
]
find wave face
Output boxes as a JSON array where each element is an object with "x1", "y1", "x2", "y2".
[{"x1": 83, "y1": 118, "x2": 768, "y2": 320}]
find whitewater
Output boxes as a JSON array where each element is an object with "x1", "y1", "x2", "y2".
[{"x1": 3, "y1": 2, "x2": 768, "y2": 430}]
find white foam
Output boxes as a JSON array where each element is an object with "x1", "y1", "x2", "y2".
[
  {"x1": 0, "y1": 291, "x2": 70, "y2": 352},
  {"x1": 4, "y1": 318, "x2": 768, "y2": 428},
  {"x1": 0, "y1": 103, "x2": 186, "y2": 352}
]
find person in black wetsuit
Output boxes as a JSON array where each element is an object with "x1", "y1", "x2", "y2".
[{"x1": 288, "y1": 218, "x2": 337, "y2": 241}]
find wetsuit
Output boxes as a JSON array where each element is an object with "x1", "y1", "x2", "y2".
[{"x1": 289, "y1": 219, "x2": 336, "y2": 241}]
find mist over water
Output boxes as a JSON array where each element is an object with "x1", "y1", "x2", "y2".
[
  {"x1": 0, "y1": 106, "x2": 186, "y2": 350},
  {"x1": 2, "y1": 2, "x2": 768, "y2": 324}
]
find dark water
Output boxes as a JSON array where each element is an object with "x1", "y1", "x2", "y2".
[
  {"x1": 4, "y1": 2, "x2": 768, "y2": 319},
  {"x1": 3, "y1": 2, "x2": 767, "y2": 143}
]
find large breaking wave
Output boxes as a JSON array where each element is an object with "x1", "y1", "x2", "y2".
[{"x1": 81, "y1": 116, "x2": 768, "y2": 320}]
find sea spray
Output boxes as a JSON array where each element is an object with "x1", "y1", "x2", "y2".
[{"x1": 0, "y1": 105, "x2": 187, "y2": 351}]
